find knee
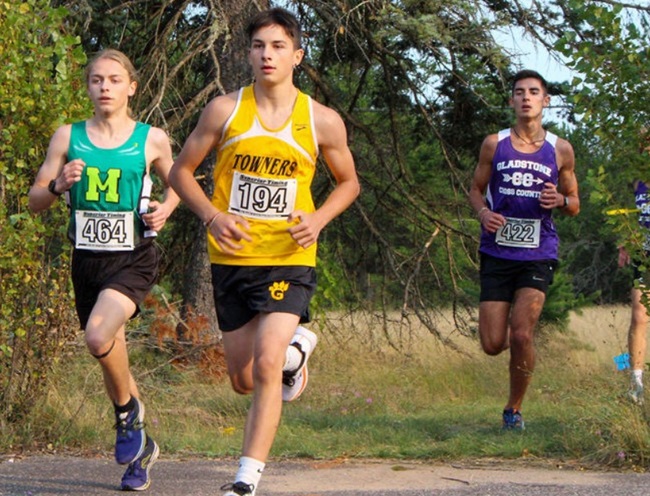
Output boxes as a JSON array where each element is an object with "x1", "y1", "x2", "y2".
[
  {"x1": 225, "y1": 356, "x2": 262, "y2": 395},
  {"x1": 479, "y1": 330, "x2": 507, "y2": 356},
  {"x1": 254, "y1": 353, "x2": 285, "y2": 382},
  {"x1": 228, "y1": 369, "x2": 254, "y2": 395},
  {"x1": 510, "y1": 330, "x2": 533, "y2": 350},
  {"x1": 482, "y1": 344, "x2": 503, "y2": 356},
  {"x1": 227, "y1": 353, "x2": 283, "y2": 395},
  {"x1": 230, "y1": 378, "x2": 253, "y2": 395},
  {"x1": 481, "y1": 339, "x2": 506, "y2": 356},
  {"x1": 85, "y1": 332, "x2": 115, "y2": 358}
]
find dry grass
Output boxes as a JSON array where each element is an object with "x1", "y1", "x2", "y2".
[{"x1": 4, "y1": 305, "x2": 650, "y2": 470}]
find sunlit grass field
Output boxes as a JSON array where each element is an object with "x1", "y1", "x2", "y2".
[{"x1": 5, "y1": 305, "x2": 650, "y2": 470}]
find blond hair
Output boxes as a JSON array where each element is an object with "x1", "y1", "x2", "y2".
[{"x1": 84, "y1": 49, "x2": 139, "y2": 85}]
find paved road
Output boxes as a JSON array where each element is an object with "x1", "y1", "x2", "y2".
[{"x1": 1, "y1": 455, "x2": 649, "y2": 495}]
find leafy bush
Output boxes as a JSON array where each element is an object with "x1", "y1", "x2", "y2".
[{"x1": 0, "y1": 1, "x2": 88, "y2": 424}]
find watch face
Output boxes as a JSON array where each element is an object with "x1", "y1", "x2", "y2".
[{"x1": 48, "y1": 179, "x2": 59, "y2": 195}]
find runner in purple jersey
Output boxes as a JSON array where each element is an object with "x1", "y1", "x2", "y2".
[
  {"x1": 469, "y1": 69, "x2": 580, "y2": 430},
  {"x1": 478, "y1": 129, "x2": 560, "y2": 261}
]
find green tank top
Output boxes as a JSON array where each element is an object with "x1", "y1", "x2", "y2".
[{"x1": 66, "y1": 121, "x2": 153, "y2": 251}]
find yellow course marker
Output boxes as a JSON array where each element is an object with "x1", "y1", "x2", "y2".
[{"x1": 605, "y1": 208, "x2": 639, "y2": 216}]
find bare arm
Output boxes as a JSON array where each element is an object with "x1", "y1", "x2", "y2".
[
  {"x1": 142, "y1": 127, "x2": 181, "y2": 232},
  {"x1": 468, "y1": 134, "x2": 506, "y2": 233},
  {"x1": 168, "y1": 93, "x2": 251, "y2": 254},
  {"x1": 539, "y1": 138, "x2": 579, "y2": 215},
  {"x1": 287, "y1": 102, "x2": 360, "y2": 249},
  {"x1": 556, "y1": 138, "x2": 580, "y2": 216},
  {"x1": 28, "y1": 125, "x2": 86, "y2": 212}
]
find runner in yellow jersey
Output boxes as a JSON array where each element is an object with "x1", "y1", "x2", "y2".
[
  {"x1": 209, "y1": 84, "x2": 319, "y2": 266},
  {"x1": 169, "y1": 8, "x2": 359, "y2": 496}
]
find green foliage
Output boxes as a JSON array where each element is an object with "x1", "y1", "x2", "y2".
[
  {"x1": 0, "y1": 0, "x2": 88, "y2": 423},
  {"x1": 540, "y1": 269, "x2": 592, "y2": 329},
  {"x1": 312, "y1": 239, "x2": 359, "y2": 312},
  {"x1": 554, "y1": 1, "x2": 650, "y2": 258},
  {"x1": 556, "y1": 1, "x2": 650, "y2": 156},
  {"x1": 549, "y1": 126, "x2": 628, "y2": 305}
]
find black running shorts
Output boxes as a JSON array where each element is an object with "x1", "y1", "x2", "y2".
[
  {"x1": 479, "y1": 252, "x2": 557, "y2": 302},
  {"x1": 211, "y1": 265, "x2": 317, "y2": 332},
  {"x1": 71, "y1": 241, "x2": 160, "y2": 329}
]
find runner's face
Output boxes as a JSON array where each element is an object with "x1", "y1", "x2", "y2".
[
  {"x1": 510, "y1": 78, "x2": 550, "y2": 120},
  {"x1": 87, "y1": 58, "x2": 136, "y2": 115},
  {"x1": 248, "y1": 24, "x2": 303, "y2": 84}
]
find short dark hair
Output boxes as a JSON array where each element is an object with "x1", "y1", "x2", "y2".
[
  {"x1": 511, "y1": 70, "x2": 548, "y2": 95},
  {"x1": 246, "y1": 7, "x2": 302, "y2": 49}
]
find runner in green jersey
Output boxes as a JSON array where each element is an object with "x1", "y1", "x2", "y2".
[{"x1": 29, "y1": 49, "x2": 179, "y2": 492}]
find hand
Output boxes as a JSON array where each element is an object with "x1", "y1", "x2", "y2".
[
  {"x1": 141, "y1": 200, "x2": 174, "y2": 233},
  {"x1": 479, "y1": 208, "x2": 507, "y2": 234},
  {"x1": 287, "y1": 210, "x2": 324, "y2": 249},
  {"x1": 540, "y1": 182, "x2": 563, "y2": 210},
  {"x1": 208, "y1": 212, "x2": 251, "y2": 254},
  {"x1": 56, "y1": 159, "x2": 86, "y2": 192}
]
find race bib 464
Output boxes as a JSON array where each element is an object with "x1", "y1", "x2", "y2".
[{"x1": 75, "y1": 210, "x2": 135, "y2": 251}]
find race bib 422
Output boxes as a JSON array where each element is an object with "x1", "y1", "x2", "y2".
[{"x1": 495, "y1": 217, "x2": 541, "y2": 249}]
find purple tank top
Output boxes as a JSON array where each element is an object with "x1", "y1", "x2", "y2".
[
  {"x1": 635, "y1": 181, "x2": 650, "y2": 250},
  {"x1": 479, "y1": 129, "x2": 560, "y2": 261},
  {"x1": 635, "y1": 181, "x2": 650, "y2": 228}
]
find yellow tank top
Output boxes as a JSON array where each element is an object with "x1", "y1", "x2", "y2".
[{"x1": 208, "y1": 85, "x2": 319, "y2": 266}]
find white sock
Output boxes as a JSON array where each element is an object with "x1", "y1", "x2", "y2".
[
  {"x1": 282, "y1": 328, "x2": 310, "y2": 372},
  {"x1": 283, "y1": 344, "x2": 304, "y2": 372},
  {"x1": 632, "y1": 369, "x2": 644, "y2": 387},
  {"x1": 235, "y1": 456, "x2": 265, "y2": 489}
]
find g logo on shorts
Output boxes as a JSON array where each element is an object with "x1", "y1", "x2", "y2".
[{"x1": 269, "y1": 280, "x2": 290, "y2": 301}]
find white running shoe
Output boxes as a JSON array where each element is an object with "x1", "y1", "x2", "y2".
[{"x1": 282, "y1": 326, "x2": 318, "y2": 402}]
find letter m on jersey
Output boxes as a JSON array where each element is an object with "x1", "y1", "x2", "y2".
[{"x1": 85, "y1": 167, "x2": 122, "y2": 203}]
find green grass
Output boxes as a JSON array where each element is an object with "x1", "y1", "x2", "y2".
[{"x1": 4, "y1": 312, "x2": 650, "y2": 471}]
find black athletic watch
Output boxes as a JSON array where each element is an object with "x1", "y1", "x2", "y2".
[{"x1": 48, "y1": 179, "x2": 62, "y2": 196}]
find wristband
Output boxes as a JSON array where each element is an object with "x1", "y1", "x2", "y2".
[
  {"x1": 48, "y1": 179, "x2": 62, "y2": 196},
  {"x1": 478, "y1": 206, "x2": 489, "y2": 219},
  {"x1": 204, "y1": 212, "x2": 222, "y2": 229},
  {"x1": 563, "y1": 195, "x2": 569, "y2": 208}
]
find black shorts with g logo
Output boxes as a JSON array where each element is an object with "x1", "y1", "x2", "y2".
[{"x1": 211, "y1": 265, "x2": 317, "y2": 332}]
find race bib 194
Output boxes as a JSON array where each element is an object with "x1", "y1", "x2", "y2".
[
  {"x1": 75, "y1": 210, "x2": 135, "y2": 251},
  {"x1": 495, "y1": 217, "x2": 541, "y2": 249},
  {"x1": 229, "y1": 171, "x2": 297, "y2": 220}
]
